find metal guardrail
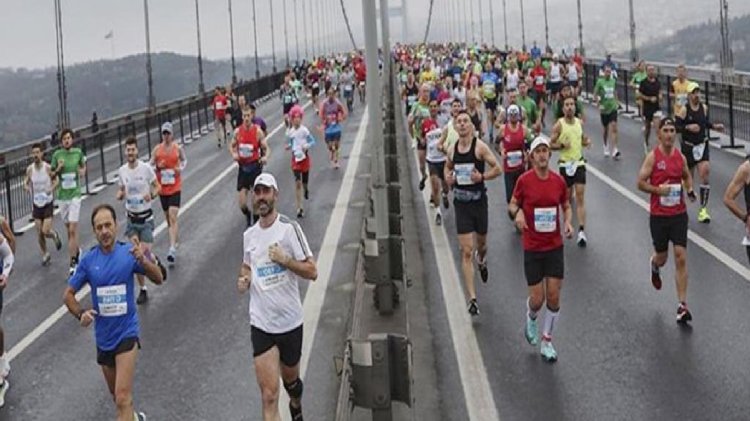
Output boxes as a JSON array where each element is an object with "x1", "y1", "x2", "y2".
[
  {"x1": 0, "y1": 71, "x2": 286, "y2": 233},
  {"x1": 588, "y1": 56, "x2": 750, "y2": 87},
  {"x1": 581, "y1": 61, "x2": 750, "y2": 149}
]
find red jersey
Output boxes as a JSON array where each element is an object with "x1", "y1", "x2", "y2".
[
  {"x1": 513, "y1": 170, "x2": 568, "y2": 252},
  {"x1": 501, "y1": 123, "x2": 526, "y2": 173},
  {"x1": 355, "y1": 64, "x2": 367, "y2": 82},
  {"x1": 154, "y1": 143, "x2": 182, "y2": 196},
  {"x1": 213, "y1": 94, "x2": 228, "y2": 119},
  {"x1": 421, "y1": 118, "x2": 438, "y2": 138},
  {"x1": 649, "y1": 146, "x2": 687, "y2": 216},
  {"x1": 530, "y1": 67, "x2": 547, "y2": 92},
  {"x1": 572, "y1": 54, "x2": 584, "y2": 72},
  {"x1": 235, "y1": 124, "x2": 262, "y2": 166}
]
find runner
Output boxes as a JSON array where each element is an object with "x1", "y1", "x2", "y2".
[
  {"x1": 237, "y1": 173, "x2": 317, "y2": 421},
  {"x1": 51, "y1": 128, "x2": 87, "y2": 276},
  {"x1": 64, "y1": 204, "x2": 164, "y2": 421},
  {"x1": 319, "y1": 87, "x2": 347, "y2": 169},
  {"x1": 354, "y1": 58, "x2": 367, "y2": 104},
  {"x1": 0, "y1": 219, "x2": 15, "y2": 407},
  {"x1": 497, "y1": 105, "x2": 527, "y2": 207},
  {"x1": 423, "y1": 99, "x2": 449, "y2": 225},
  {"x1": 638, "y1": 117, "x2": 696, "y2": 323},
  {"x1": 117, "y1": 136, "x2": 165, "y2": 305},
  {"x1": 150, "y1": 122, "x2": 187, "y2": 266},
  {"x1": 286, "y1": 105, "x2": 316, "y2": 218},
  {"x1": 550, "y1": 97, "x2": 592, "y2": 247},
  {"x1": 723, "y1": 158, "x2": 750, "y2": 264},
  {"x1": 444, "y1": 109, "x2": 501, "y2": 316},
  {"x1": 529, "y1": 58, "x2": 548, "y2": 127},
  {"x1": 675, "y1": 83, "x2": 724, "y2": 223},
  {"x1": 408, "y1": 84, "x2": 432, "y2": 189},
  {"x1": 670, "y1": 64, "x2": 691, "y2": 118},
  {"x1": 517, "y1": 81, "x2": 541, "y2": 135},
  {"x1": 281, "y1": 77, "x2": 300, "y2": 128},
  {"x1": 24, "y1": 143, "x2": 62, "y2": 265},
  {"x1": 547, "y1": 54, "x2": 564, "y2": 102},
  {"x1": 340, "y1": 64, "x2": 356, "y2": 112},
  {"x1": 212, "y1": 87, "x2": 229, "y2": 148},
  {"x1": 629, "y1": 60, "x2": 647, "y2": 117},
  {"x1": 307, "y1": 67, "x2": 321, "y2": 105},
  {"x1": 231, "y1": 107, "x2": 270, "y2": 227},
  {"x1": 552, "y1": 83, "x2": 584, "y2": 121},
  {"x1": 481, "y1": 62, "x2": 501, "y2": 140},
  {"x1": 638, "y1": 64, "x2": 663, "y2": 154},
  {"x1": 402, "y1": 72, "x2": 419, "y2": 116},
  {"x1": 593, "y1": 64, "x2": 620, "y2": 159},
  {"x1": 508, "y1": 136, "x2": 573, "y2": 362}
]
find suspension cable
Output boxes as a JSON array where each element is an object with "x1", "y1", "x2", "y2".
[
  {"x1": 336, "y1": 0, "x2": 358, "y2": 50},
  {"x1": 423, "y1": 0, "x2": 436, "y2": 43}
]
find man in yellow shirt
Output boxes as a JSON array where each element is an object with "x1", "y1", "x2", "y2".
[{"x1": 670, "y1": 64, "x2": 692, "y2": 118}]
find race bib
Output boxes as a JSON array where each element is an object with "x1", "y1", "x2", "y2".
[
  {"x1": 161, "y1": 169, "x2": 176, "y2": 185},
  {"x1": 604, "y1": 86, "x2": 615, "y2": 99},
  {"x1": 562, "y1": 162, "x2": 578, "y2": 177},
  {"x1": 256, "y1": 260, "x2": 288, "y2": 291},
  {"x1": 312, "y1": 82, "x2": 320, "y2": 89},
  {"x1": 483, "y1": 81, "x2": 495, "y2": 96},
  {"x1": 535, "y1": 76, "x2": 544, "y2": 85},
  {"x1": 97, "y1": 285, "x2": 127, "y2": 317},
  {"x1": 239, "y1": 143, "x2": 254, "y2": 158},
  {"x1": 407, "y1": 95, "x2": 417, "y2": 106},
  {"x1": 677, "y1": 93, "x2": 688, "y2": 106},
  {"x1": 454, "y1": 163, "x2": 475, "y2": 186},
  {"x1": 61, "y1": 173, "x2": 77, "y2": 190},
  {"x1": 293, "y1": 148, "x2": 306, "y2": 162},
  {"x1": 344, "y1": 85, "x2": 353, "y2": 92},
  {"x1": 660, "y1": 184, "x2": 682, "y2": 207},
  {"x1": 33, "y1": 192, "x2": 50, "y2": 207},
  {"x1": 534, "y1": 207, "x2": 558, "y2": 233},
  {"x1": 692, "y1": 142, "x2": 706, "y2": 161},
  {"x1": 506, "y1": 151, "x2": 523, "y2": 168},
  {"x1": 126, "y1": 195, "x2": 145, "y2": 209}
]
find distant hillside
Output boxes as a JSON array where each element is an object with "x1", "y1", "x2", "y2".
[
  {"x1": 0, "y1": 53, "x2": 282, "y2": 149},
  {"x1": 634, "y1": 13, "x2": 750, "y2": 72}
]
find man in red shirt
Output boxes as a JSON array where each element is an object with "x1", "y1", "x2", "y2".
[
  {"x1": 529, "y1": 58, "x2": 548, "y2": 125},
  {"x1": 508, "y1": 136, "x2": 573, "y2": 362},
  {"x1": 354, "y1": 61, "x2": 367, "y2": 103},
  {"x1": 637, "y1": 117, "x2": 696, "y2": 324},
  {"x1": 212, "y1": 87, "x2": 229, "y2": 148}
]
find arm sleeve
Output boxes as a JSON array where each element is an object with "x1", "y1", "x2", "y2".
[{"x1": 0, "y1": 240, "x2": 13, "y2": 276}]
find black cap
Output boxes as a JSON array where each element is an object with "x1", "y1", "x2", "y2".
[{"x1": 658, "y1": 117, "x2": 675, "y2": 129}]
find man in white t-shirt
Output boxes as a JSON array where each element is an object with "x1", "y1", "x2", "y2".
[
  {"x1": 237, "y1": 173, "x2": 317, "y2": 421},
  {"x1": 116, "y1": 136, "x2": 165, "y2": 304}
]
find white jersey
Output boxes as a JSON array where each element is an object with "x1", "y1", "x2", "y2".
[
  {"x1": 549, "y1": 63, "x2": 563, "y2": 83},
  {"x1": 453, "y1": 88, "x2": 467, "y2": 106},
  {"x1": 506, "y1": 70, "x2": 520, "y2": 91},
  {"x1": 425, "y1": 127, "x2": 446, "y2": 163},
  {"x1": 29, "y1": 162, "x2": 53, "y2": 207},
  {"x1": 118, "y1": 161, "x2": 157, "y2": 215},
  {"x1": 286, "y1": 125, "x2": 314, "y2": 162},
  {"x1": 567, "y1": 64, "x2": 579, "y2": 82},
  {"x1": 243, "y1": 213, "x2": 313, "y2": 333}
]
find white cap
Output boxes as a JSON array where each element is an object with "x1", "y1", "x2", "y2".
[
  {"x1": 253, "y1": 173, "x2": 278, "y2": 190},
  {"x1": 530, "y1": 136, "x2": 550, "y2": 152},
  {"x1": 161, "y1": 121, "x2": 173, "y2": 134},
  {"x1": 507, "y1": 104, "x2": 520, "y2": 116}
]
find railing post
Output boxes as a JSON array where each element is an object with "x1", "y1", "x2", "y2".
[
  {"x1": 705, "y1": 81, "x2": 719, "y2": 141},
  {"x1": 178, "y1": 103, "x2": 186, "y2": 144},
  {"x1": 145, "y1": 113, "x2": 153, "y2": 157},
  {"x1": 203, "y1": 94, "x2": 210, "y2": 133},
  {"x1": 3, "y1": 166, "x2": 15, "y2": 233},
  {"x1": 729, "y1": 85, "x2": 736, "y2": 148},
  {"x1": 117, "y1": 125, "x2": 124, "y2": 166},
  {"x1": 622, "y1": 69, "x2": 632, "y2": 115},
  {"x1": 81, "y1": 137, "x2": 92, "y2": 196},
  {"x1": 196, "y1": 97, "x2": 203, "y2": 135},
  {"x1": 666, "y1": 75, "x2": 672, "y2": 116},
  {"x1": 97, "y1": 132, "x2": 108, "y2": 187},
  {"x1": 188, "y1": 101, "x2": 195, "y2": 141}
]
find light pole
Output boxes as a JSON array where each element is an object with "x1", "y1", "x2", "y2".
[
  {"x1": 469, "y1": 0, "x2": 476, "y2": 45},
  {"x1": 576, "y1": 0, "x2": 584, "y2": 55},
  {"x1": 143, "y1": 0, "x2": 155, "y2": 109},
  {"x1": 489, "y1": 0, "x2": 495, "y2": 47},
  {"x1": 293, "y1": 0, "x2": 300, "y2": 64},
  {"x1": 462, "y1": 0, "x2": 468, "y2": 43},
  {"x1": 194, "y1": 0, "x2": 205, "y2": 93},
  {"x1": 302, "y1": 0, "x2": 309, "y2": 59},
  {"x1": 719, "y1": 0, "x2": 734, "y2": 80},
  {"x1": 502, "y1": 0, "x2": 508, "y2": 50},
  {"x1": 519, "y1": 0, "x2": 526, "y2": 50},
  {"x1": 477, "y1": 0, "x2": 484, "y2": 45},
  {"x1": 543, "y1": 0, "x2": 549, "y2": 51},
  {"x1": 54, "y1": 0, "x2": 69, "y2": 129},
  {"x1": 228, "y1": 0, "x2": 237, "y2": 85},
  {"x1": 269, "y1": 0, "x2": 277, "y2": 72},
  {"x1": 283, "y1": 0, "x2": 290, "y2": 68},
  {"x1": 252, "y1": 0, "x2": 260, "y2": 78}
]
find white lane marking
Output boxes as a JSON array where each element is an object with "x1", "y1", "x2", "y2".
[
  {"x1": 585, "y1": 164, "x2": 750, "y2": 281},
  {"x1": 5, "y1": 103, "x2": 310, "y2": 364},
  {"x1": 410, "y1": 139, "x2": 500, "y2": 419},
  {"x1": 278, "y1": 107, "x2": 369, "y2": 421}
]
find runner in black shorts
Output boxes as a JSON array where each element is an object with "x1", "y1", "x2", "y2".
[
  {"x1": 231, "y1": 107, "x2": 270, "y2": 227},
  {"x1": 638, "y1": 64, "x2": 662, "y2": 152},
  {"x1": 250, "y1": 325, "x2": 303, "y2": 365}
]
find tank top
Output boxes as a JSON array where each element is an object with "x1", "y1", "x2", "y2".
[
  {"x1": 567, "y1": 65, "x2": 579, "y2": 81},
  {"x1": 236, "y1": 124, "x2": 262, "y2": 166},
  {"x1": 154, "y1": 143, "x2": 182, "y2": 196},
  {"x1": 650, "y1": 146, "x2": 686, "y2": 216},
  {"x1": 404, "y1": 83, "x2": 419, "y2": 110},
  {"x1": 452, "y1": 137, "x2": 485, "y2": 194},
  {"x1": 549, "y1": 63, "x2": 562, "y2": 83},
  {"x1": 681, "y1": 103, "x2": 708, "y2": 145},
  {"x1": 506, "y1": 70, "x2": 520, "y2": 91},
  {"x1": 469, "y1": 110, "x2": 482, "y2": 137},
  {"x1": 30, "y1": 162, "x2": 53, "y2": 207},
  {"x1": 557, "y1": 117, "x2": 585, "y2": 170},
  {"x1": 502, "y1": 124, "x2": 526, "y2": 172}
]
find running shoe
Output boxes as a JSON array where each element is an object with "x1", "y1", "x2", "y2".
[
  {"x1": 468, "y1": 299, "x2": 479, "y2": 316},
  {"x1": 0, "y1": 380, "x2": 9, "y2": 408},
  {"x1": 297, "y1": 208, "x2": 305, "y2": 218},
  {"x1": 603, "y1": 146, "x2": 610, "y2": 157},
  {"x1": 167, "y1": 247, "x2": 176, "y2": 266},
  {"x1": 52, "y1": 230, "x2": 62, "y2": 250},
  {"x1": 475, "y1": 251, "x2": 488, "y2": 283},
  {"x1": 613, "y1": 149, "x2": 621, "y2": 160},
  {"x1": 156, "y1": 255, "x2": 168, "y2": 281},
  {"x1": 525, "y1": 316, "x2": 539, "y2": 346},
  {"x1": 137, "y1": 289, "x2": 148, "y2": 305},
  {"x1": 442, "y1": 192, "x2": 450, "y2": 209},
  {"x1": 290, "y1": 402, "x2": 303, "y2": 421},
  {"x1": 304, "y1": 187, "x2": 309, "y2": 200},
  {"x1": 697, "y1": 207, "x2": 711, "y2": 223},
  {"x1": 435, "y1": 212, "x2": 442, "y2": 226},
  {"x1": 135, "y1": 412, "x2": 147, "y2": 421},
  {"x1": 1, "y1": 357, "x2": 10, "y2": 379},
  {"x1": 577, "y1": 230, "x2": 588, "y2": 247},
  {"x1": 69, "y1": 261, "x2": 77, "y2": 276},
  {"x1": 419, "y1": 176, "x2": 427, "y2": 191},
  {"x1": 676, "y1": 303, "x2": 693, "y2": 324},
  {"x1": 540, "y1": 338, "x2": 558, "y2": 362},
  {"x1": 650, "y1": 256, "x2": 662, "y2": 290},
  {"x1": 42, "y1": 253, "x2": 51, "y2": 266}
]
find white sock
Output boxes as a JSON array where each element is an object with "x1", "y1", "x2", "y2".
[
  {"x1": 526, "y1": 298, "x2": 538, "y2": 320},
  {"x1": 140, "y1": 286, "x2": 147, "y2": 291},
  {"x1": 542, "y1": 307, "x2": 560, "y2": 340}
]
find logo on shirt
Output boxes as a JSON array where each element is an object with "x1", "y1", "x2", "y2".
[{"x1": 656, "y1": 160, "x2": 666, "y2": 171}]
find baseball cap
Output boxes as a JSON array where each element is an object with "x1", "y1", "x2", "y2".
[
  {"x1": 658, "y1": 116, "x2": 676, "y2": 129},
  {"x1": 530, "y1": 136, "x2": 550, "y2": 152},
  {"x1": 253, "y1": 173, "x2": 278, "y2": 190},
  {"x1": 161, "y1": 121, "x2": 173, "y2": 134},
  {"x1": 687, "y1": 82, "x2": 701, "y2": 93},
  {"x1": 507, "y1": 105, "x2": 521, "y2": 116}
]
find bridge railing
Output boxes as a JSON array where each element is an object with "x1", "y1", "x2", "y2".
[
  {"x1": 581, "y1": 61, "x2": 750, "y2": 150},
  {"x1": 0, "y1": 71, "x2": 286, "y2": 233}
]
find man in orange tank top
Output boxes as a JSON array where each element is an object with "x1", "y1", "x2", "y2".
[{"x1": 150, "y1": 122, "x2": 187, "y2": 266}]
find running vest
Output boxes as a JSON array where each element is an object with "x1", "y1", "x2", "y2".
[
  {"x1": 404, "y1": 83, "x2": 418, "y2": 110},
  {"x1": 502, "y1": 124, "x2": 526, "y2": 172},
  {"x1": 236, "y1": 124, "x2": 262, "y2": 166},
  {"x1": 154, "y1": 143, "x2": 181, "y2": 196},
  {"x1": 549, "y1": 63, "x2": 562, "y2": 83},
  {"x1": 681, "y1": 103, "x2": 708, "y2": 145},
  {"x1": 567, "y1": 65, "x2": 579, "y2": 82},
  {"x1": 452, "y1": 137, "x2": 485, "y2": 201},
  {"x1": 650, "y1": 147, "x2": 686, "y2": 216},
  {"x1": 557, "y1": 117, "x2": 585, "y2": 174},
  {"x1": 506, "y1": 70, "x2": 520, "y2": 91},
  {"x1": 30, "y1": 163, "x2": 53, "y2": 207}
]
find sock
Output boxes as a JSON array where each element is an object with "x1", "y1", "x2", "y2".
[
  {"x1": 699, "y1": 184, "x2": 710, "y2": 208},
  {"x1": 141, "y1": 286, "x2": 147, "y2": 291},
  {"x1": 542, "y1": 306, "x2": 560, "y2": 339},
  {"x1": 679, "y1": 301, "x2": 687, "y2": 309},
  {"x1": 579, "y1": 225, "x2": 584, "y2": 232},
  {"x1": 526, "y1": 297, "x2": 538, "y2": 320}
]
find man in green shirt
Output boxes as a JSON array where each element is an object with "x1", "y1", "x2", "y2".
[
  {"x1": 51, "y1": 128, "x2": 87, "y2": 275},
  {"x1": 517, "y1": 80, "x2": 541, "y2": 138},
  {"x1": 629, "y1": 60, "x2": 647, "y2": 117},
  {"x1": 408, "y1": 84, "x2": 433, "y2": 191},
  {"x1": 594, "y1": 65, "x2": 620, "y2": 159}
]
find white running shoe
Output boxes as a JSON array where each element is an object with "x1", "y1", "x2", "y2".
[
  {"x1": 0, "y1": 379, "x2": 8, "y2": 408},
  {"x1": 603, "y1": 146, "x2": 610, "y2": 157},
  {"x1": 577, "y1": 230, "x2": 588, "y2": 247}
]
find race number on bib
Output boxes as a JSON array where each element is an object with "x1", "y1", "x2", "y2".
[
  {"x1": 61, "y1": 173, "x2": 77, "y2": 190},
  {"x1": 33, "y1": 192, "x2": 50, "y2": 207},
  {"x1": 239, "y1": 144, "x2": 254, "y2": 158},
  {"x1": 161, "y1": 169, "x2": 176, "y2": 185},
  {"x1": 692, "y1": 142, "x2": 706, "y2": 161},
  {"x1": 256, "y1": 261, "x2": 288, "y2": 291},
  {"x1": 660, "y1": 184, "x2": 682, "y2": 207},
  {"x1": 293, "y1": 148, "x2": 306, "y2": 162},
  {"x1": 506, "y1": 151, "x2": 523, "y2": 168},
  {"x1": 454, "y1": 163, "x2": 475, "y2": 186},
  {"x1": 604, "y1": 87, "x2": 615, "y2": 99},
  {"x1": 534, "y1": 207, "x2": 558, "y2": 233},
  {"x1": 97, "y1": 285, "x2": 127, "y2": 317},
  {"x1": 563, "y1": 162, "x2": 578, "y2": 177}
]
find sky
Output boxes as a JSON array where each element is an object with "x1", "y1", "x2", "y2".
[{"x1": 1, "y1": 0, "x2": 749, "y2": 69}]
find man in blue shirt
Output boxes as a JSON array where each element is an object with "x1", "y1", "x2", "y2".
[
  {"x1": 64, "y1": 204, "x2": 164, "y2": 421},
  {"x1": 530, "y1": 42, "x2": 542, "y2": 61}
]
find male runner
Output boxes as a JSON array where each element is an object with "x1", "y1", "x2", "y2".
[
  {"x1": 213, "y1": 87, "x2": 229, "y2": 148},
  {"x1": 51, "y1": 128, "x2": 87, "y2": 275},
  {"x1": 480, "y1": 62, "x2": 501, "y2": 140},
  {"x1": 593, "y1": 64, "x2": 620, "y2": 159},
  {"x1": 408, "y1": 84, "x2": 433, "y2": 189},
  {"x1": 509, "y1": 137, "x2": 573, "y2": 362},
  {"x1": 723, "y1": 159, "x2": 750, "y2": 264},
  {"x1": 319, "y1": 87, "x2": 347, "y2": 169},
  {"x1": 150, "y1": 122, "x2": 187, "y2": 266},
  {"x1": 637, "y1": 117, "x2": 696, "y2": 324},
  {"x1": 286, "y1": 105, "x2": 316, "y2": 218},
  {"x1": 497, "y1": 105, "x2": 527, "y2": 206},
  {"x1": 24, "y1": 143, "x2": 62, "y2": 265},
  {"x1": 238, "y1": 173, "x2": 317, "y2": 421},
  {"x1": 444, "y1": 109, "x2": 501, "y2": 316},
  {"x1": 638, "y1": 64, "x2": 663, "y2": 154},
  {"x1": 670, "y1": 64, "x2": 691, "y2": 118},
  {"x1": 231, "y1": 107, "x2": 270, "y2": 227},
  {"x1": 423, "y1": 99, "x2": 449, "y2": 225}
]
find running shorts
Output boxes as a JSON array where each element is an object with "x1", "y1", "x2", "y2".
[{"x1": 251, "y1": 324, "x2": 303, "y2": 367}]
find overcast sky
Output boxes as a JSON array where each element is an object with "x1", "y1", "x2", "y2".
[{"x1": 2, "y1": 0, "x2": 748, "y2": 69}]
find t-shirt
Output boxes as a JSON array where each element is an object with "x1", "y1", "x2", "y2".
[
  {"x1": 512, "y1": 170, "x2": 569, "y2": 252},
  {"x1": 481, "y1": 72, "x2": 500, "y2": 99},
  {"x1": 213, "y1": 94, "x2": 228, "y2": 119},
  {"x1": 68, "y1": 242, "x2": 146, "y2": 351},
  {"x1": 594, "y1": 77, "x2": 618, "y2": 114},
  {"x1": 517, "y1": 96, "x2": 539, "y2": 130},
  {"x1": 409, "y1": 102, "x2": 431, "y2": 139},
  {"x1": 630, "y1": 71, "x2": 647, "y2": 90},
  {"x1": 286, "y1": 125, "x2": 316, "y2": 169},
  {"x1": 243, "y1": 214, "x2": 313, "y2": 333},
  {"x1": 52, "y1": 147, "x2": 86, "y2": 201},
  {"x1": 117, "y1": 161, "x2": 157, "y2": 215},
  {"x1": 671, "y1": 79, "x2": 691, "y2": 117},
  {"x1": 638, "y1": 78, "x2": 661, "y2": 110},
  {"x1": 530, "y1": 67, "x2": 547, "y2": 92},
  {"x1": 422, "y1": 118, "x2": 445, "y2": 163}
]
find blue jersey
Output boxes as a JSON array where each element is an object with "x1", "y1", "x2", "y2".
[
  {"x1": 481, "y1": 72, "x2": 500, "y2": 99},
  {"x1": 68, "y1": 242, "x2": 145, "y2": 351}
]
